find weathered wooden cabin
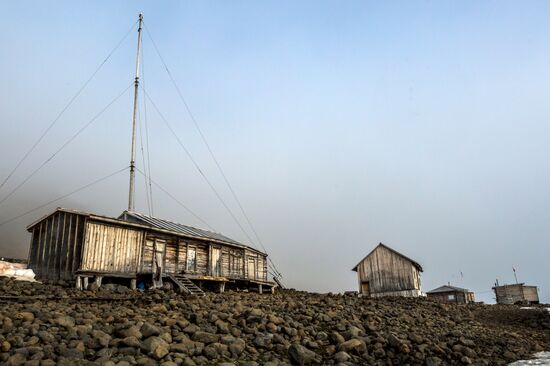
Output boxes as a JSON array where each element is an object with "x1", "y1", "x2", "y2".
[
  {"x1": 352, "y1": 243, "x2": 423, "y2": 297},
  {"x1": 26, "y1": 208, "x2": 275, "y2": 294},
  {"x1": 492, "y1": 283, "x2": 539, "y2": 304},
  {"x1": 426, "y1": 285, "x2": 475, "y2": 304}
]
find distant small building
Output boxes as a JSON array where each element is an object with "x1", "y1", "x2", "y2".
[
  {"x1": 352, "y1": 243, "x2": 423, "y2": 297},
  {"x1": 427, "y1": 285, "x2": 475, "y2": 304},
  {"x1": 492, "y1": 283, "x2": 539, "y2": 304}
]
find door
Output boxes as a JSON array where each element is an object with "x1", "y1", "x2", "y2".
[
  {"x1": 211, "y1": 247, "x2": 221, "y2": 276},
  {"x1": 186, "y1": 247, "x2": 196, "y2": 272},
  {"x1": 247, "y1": 257, "x2": 256, "y2": 280},
  {"x1": 152, "y1": 239, "x2": 166, "y2": 288},
  {"x1": 361, "y1": 281, "x2": 370, "y2": 295}
]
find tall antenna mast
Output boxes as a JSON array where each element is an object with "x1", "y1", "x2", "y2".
[{"x1": 128, "y1": 13, "x2": 143, "y2": 211}]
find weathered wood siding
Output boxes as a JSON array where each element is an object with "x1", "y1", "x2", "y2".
[
  {"x1": 80, "y1": 222, "x2": 143, "y2": 274},
  {"x1": 27, "y1": 211, "x2": 86, "y2": 281},
  {"x1": 195, "y1": 242, "x2": 209, "y2": 275},
  {"x1": 228, "y1": 249, "x2": 244, "y2": 278},
  {"x1": 494, "y1": 284, "x2": 539, "y2": 304},
  {"x1": 356, "y1": 245, "x2": 421, "y2": 296},
  {"x1": 523, "y1": 286, "x2": 539, "y2": 303},
  {"x1": 164, "y1": 240, "x2": 177, "y2": 274},
  {"x1": 243, "y1": 250, "x2": 268, "y2": 281},
  {"x1": 427, "y1": 291, "x2": 467, "y2": 304},
  {"x1": 28, "y1": 210, "x2": 271, "y2": 284},
  {"x1": 177, "y1": 240, "x2": 187, "y2": 273}
]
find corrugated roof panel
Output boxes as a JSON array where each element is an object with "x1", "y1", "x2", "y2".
[{"x1": 120, "y1": 211, "x2": 245, "y2": 247}]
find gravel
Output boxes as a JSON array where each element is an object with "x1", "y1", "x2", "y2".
[{"x1": 0, "y1": 277, "x2": 548, "y2": 365}]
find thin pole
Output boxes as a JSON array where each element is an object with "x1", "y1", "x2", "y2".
[{"x1": 128, "y1": 13, "x2": 143, "y2": 211}]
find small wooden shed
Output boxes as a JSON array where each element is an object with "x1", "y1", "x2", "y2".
[
  {"x1": 352, "y1": 243, "x2": 423, "y2": 297},
  {"x1": 492, "y1": 283, "x2": 539, "y2": 304},
  {"x1": 26, "y1": 208, "x2": 275, "y2": 294},
  {"x1": 427, "y1": 285, "x2": 475, "y2": 304}
]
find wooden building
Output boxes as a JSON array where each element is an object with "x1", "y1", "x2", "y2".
[
  {"x1": 492, "y1": 283, "x2": 539, "y2": 304},
  {"x1": 426, "y1": 285, "x2": 475, "y2": 304},
  {"x1": 26, "y1": 208, "x2": 275, "y2": 294},
  {"x1": 352, "y1": 243, "x2": 423, "y2": 297}
]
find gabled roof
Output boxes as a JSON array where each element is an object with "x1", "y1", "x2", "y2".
[
  {"x1": 119, "y1": 211, "x2": 242, "y2": 246},
  {"x1": 351, "y1": 242, "x2": 423, "y2": 272},
  {"x1": 427, "y1": 285, "x2": 470, "y2": 294}
]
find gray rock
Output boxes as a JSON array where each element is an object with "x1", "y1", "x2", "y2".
[
  {"x1": 192, "y1": 331, "x2": 219, "y2": 344},
  {"x1": 122, "y1": 336, "x2": 141, "y2": 347},
  {"x1": 141, "y1": 336, "x2": 169, "y2": 360},
  {"x1": 53, "y1": 316, "x2": 75, "y2": 328},
  {"x1": 288, "y1": 343, "x2": 319, "y2": 365},
  {"x1": 141, "y1": 322, "x2": 161, "y2": 338},
  {"x1": 338, "y1": 339, "x2": 366, "y2": 354},
  {"x1": 334, "y1": 351, "x2": 351, "y2": 363}
]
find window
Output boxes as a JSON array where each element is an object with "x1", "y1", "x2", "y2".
[
  {"x1": 448, "y1": 294, "x2": 455, "y2": 301},
  {"x1": 186, "y1": 247, "x2": 196, "y2": 272}
]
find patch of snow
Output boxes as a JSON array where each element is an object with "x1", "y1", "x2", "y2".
[
  {"x1": 509, "y1": 352, "x2": 550, "y2": 365},
  {"x1": 520, "y1": 307, "x2": 550, "y2": 314},
  {"x1": 0, "y1": 260, "x2": 36, "y2": 282}
]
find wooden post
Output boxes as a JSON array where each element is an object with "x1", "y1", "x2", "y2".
[
  {"x1": 259, "y1": 284, "x2": 263, "y2": 294},
  {"x1": 75, "y1": 275, "x2": 82, "y2": 290},
  {"x1": 219, "y1": 282, "x2": 225, "y2": 293},
  {"x1": 130, "y1": 278, "x2": 137, "y2": 290},
  {"x1": 95, "y1": 276, "x2": 103, "y2": 288},
  {"x1": 83, "y1": 276, "x2": 89, "y2": 290}
]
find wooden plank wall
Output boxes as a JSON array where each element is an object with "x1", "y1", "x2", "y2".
[
  {"x1": 177, "y1": 240, "x2": 187, "y2": 273},
  {"x1": 494, "y1": 284, "x2": 538, "y2": 304},
  {"x1": 28, "y1": 214, "x2": 272, "y2": 283},
  {"x1": 427, "y1": 291, "x2": 468, "y2": 304},
  {"x1": 80, "y1": 222, "x2": 143, "y2": 273},
  {"x1": 195, "y1": 243, "x2": 208, "y2": 275},
  {"x1": 523, "y1": 286, "x2": 539, "y2": 302},
  {"x1": 164, "y1": 240, "x2": 177, "y2": 274},
  {"x1": 228, "y1": 249, "x2": 244, "y2": 278},
  {"x1": 27, "y1": 212, "x2": 86, "y2": 281},
  {"x1": 242, "y1": 250, "x2": 268, "y2": 281},
  {"x1": 356, "y1": 245, "x2": 420, "y2": 295},
  {"x1": 138, "y1": 233, "x2": 268, "y2": 281}
]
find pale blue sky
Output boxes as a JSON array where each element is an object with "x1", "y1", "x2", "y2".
[{"x1": 1, "y1": 1, "x2": 549, "y2": 303}]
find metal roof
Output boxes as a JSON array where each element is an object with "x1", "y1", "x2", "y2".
[
  {"x1": 427, "y1": 285, "x2": 470, "y2": 294},
  {"x1": 119, "y1": 211, "x2": 245, "y2": 247}
]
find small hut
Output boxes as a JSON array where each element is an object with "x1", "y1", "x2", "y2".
[
  {"x1": 26, "y1": 208, "x2": 275, "y2": 294},
  {"x1": 426, "y1": 285, "x2": 475, "y2": 304},
  {"x1": 352, "y1": 243, "x2": 423, "y2": 297},
  {"x1": 492, "y1": 283, "x2": 539, "y2": 304}
]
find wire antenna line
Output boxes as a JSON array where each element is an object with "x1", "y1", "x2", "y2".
[
  {"x1": 0, "y1": 83, "x2": 133, "y2": 208},
  {"x1": 141, "y1": 88, "x2": 264, "y2": 253},
  {"x1": 135, "y1": 167, "x2": 214, "y2": 231},
  {"x1": 0, "y1": 20, "x2": 138, "y2": 194},
  {"x1": 143, "y1": 23, "x2": 282, "y2": 277},
  {"x1": 0, "y1": 166, "x2": 128, "y2": 228}
]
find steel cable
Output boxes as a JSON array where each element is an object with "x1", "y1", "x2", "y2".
[
  {"x1": 0, "y1": 166, "x2": 128, "y2": 228},
  {"x1": 0, "y1": 83, "x2": 133, "y2": 207},
  {"x1": 143, "y1": 22, "x2": 282, "y2": 277},
  {"x1": 0, "y1": 20, "x2": 138, "y2": 193}
]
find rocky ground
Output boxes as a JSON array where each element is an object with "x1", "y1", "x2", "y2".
[{"x1": 0, "y1": 278, "x2": 549, "y2": 365}]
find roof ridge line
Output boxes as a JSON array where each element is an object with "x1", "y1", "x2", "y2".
[{"x1": 126, "y1": 210, "x2": 223, "y2": 235}]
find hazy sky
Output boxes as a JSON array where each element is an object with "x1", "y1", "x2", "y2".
[{"x1": 1, "y1": 1, "x2": 549, "y2": 303}]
